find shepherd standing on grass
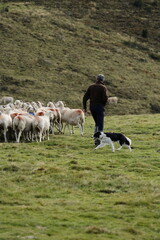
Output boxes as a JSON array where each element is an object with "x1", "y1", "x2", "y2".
[{"x1": 83, "y1": 74, "x2": 109, "y2": 140}]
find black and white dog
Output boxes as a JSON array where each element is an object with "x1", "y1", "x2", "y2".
[{"x1": 94, "y1": 132, "x2": 132, "y2": 152}]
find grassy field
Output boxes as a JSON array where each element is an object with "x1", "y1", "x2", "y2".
[{"x1": 0, "y1": 114, "x2": 160, "y2": 240}]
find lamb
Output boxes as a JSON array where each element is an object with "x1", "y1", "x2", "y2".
[
  {"x1": 0, "y1": 110, "x2": 12, "y2": 142},
  {"x1": 108, "y1": 97, "x2": 118, "y2": 104},
  {"x1": 55, "y1": 101, "x2": 85, "y2": 136}
]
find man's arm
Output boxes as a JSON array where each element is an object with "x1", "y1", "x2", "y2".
[
  {"x1": 83, "y1": 88, "x2": 90, "y2": 111},
  {"x1": 102, "y1": 87, "x2": 109, "y2": 105}
]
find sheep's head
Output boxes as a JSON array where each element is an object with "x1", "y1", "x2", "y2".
[{"x1": 55, "y1": 101, "x2": 64, "y2": 108}]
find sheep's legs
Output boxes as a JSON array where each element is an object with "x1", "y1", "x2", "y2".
[
  {"x1": 3, "y1": 128, "x2": 8, "y2": 142},
  {"x1": 78, "y1": 123, "x2": 84, "y2": 136}
]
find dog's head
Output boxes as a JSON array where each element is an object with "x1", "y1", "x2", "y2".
[{"x1": 93, "y1": 131, "x2": 103, "y2": 139}]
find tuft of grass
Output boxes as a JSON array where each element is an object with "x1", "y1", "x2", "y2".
[{"x1": 86, "y1": 225, "x2": 112, "y2": 234}]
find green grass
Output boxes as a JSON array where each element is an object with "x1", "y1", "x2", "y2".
[{"x1": 0, "y1": 114, "x2": 160, "y2": 240}]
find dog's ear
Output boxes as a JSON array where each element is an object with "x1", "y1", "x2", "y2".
[{"x1": 94, "y1": 132, "x2": 100, "y2": 138}]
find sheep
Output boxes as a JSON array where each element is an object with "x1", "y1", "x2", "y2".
[
  {"x1": 10, "y1": 108, "x2": 27, "y2": 120},
  {"x1": 30, "y1": 101, "x2": 39, "y2": 112},
  {"x1": 44, "y1": 108, "x2": 61, "y2": 134},
  {"x1": 0, "y1": 110, "x2": 12, "y2": 142},
  {"x1": 14, "y1": 99, "x2": 23, "y2": 109},
  {"x1": 0, "y1": 103, "x2": 15, "y2": 112},
  {"x1": 0, "y1": 98, "x2": 86, "y2": 142},
  {"x1": 45, "y1": 107, "x2": 61, "y2": 134},
  {"x1": 47, "y1": 101, "x2": 55, "y2": 108},
  {"x1": 32, "y1": 111, "x2": 51, "y2": 142},
  {"x1": 36, "y1": 101, "x2": 43, "y2": 108},
  {"x1": 37, "y1": 106, "x2": 62, "y2": 134},
  {"x1": 108, "y1": 97, "x2": 118, "y2": 104},
  {"x1": 21, "y1": 102, "x2": 30, "y2": 110},
  {"x1": 55, "y1": 101, "x2": 85, "y2": 136},
  {"x1": 7, "y1": 103, "x2": 15, "y2": 110},
  {"x1": 0, "y1": 96, "x2": 14, "y2": 105},
  {"x1": 0, "y1": 105, "x2": 5, "y2": 112},
  {"x1": 12, "y1": 113, "x2": 34, "y2": 143}
]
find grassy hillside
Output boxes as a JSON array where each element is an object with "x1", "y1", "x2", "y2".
[
  {"x1": 0, "y1": 0, "x2": 160, "y2": 114},
  {"x1": 0, "y1": 114, "x2": 160, "y2": 240}
]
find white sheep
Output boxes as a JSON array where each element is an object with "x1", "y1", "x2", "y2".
[
  {"x1": 108, "y1": 97, "x2": 118, "y2": 104},
  {"x1": 0, "y1": 110, "x2": 12, "y2": 142},
  {"x1": 0, "y1": 96, "x2": 14, "y2": 105},
  {"x1": 47, "y1": 101, "x2": 55, "y2": 108},
  {"x1": 36, "y1": 101, "x2": 43, "y2": 108},
  {"x1": 32, "y1": 111, "x2": 51, "y2": 142},
  {"x1": 37, "y1": 106, "x2": 62, "y2": 134},
  {"x1": 12, "y1": 113, "x2": 34, "y2": 143},
  {"x1": 14, "y1": 99, "x2": 23, "y2": 109},
  {"x1": 55, "y1": 101, "x2": 85, "y2": 136}
]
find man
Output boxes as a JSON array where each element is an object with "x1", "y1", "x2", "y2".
[{"x1": 83, "y1": 74, "x2": 109, "y2": 142}]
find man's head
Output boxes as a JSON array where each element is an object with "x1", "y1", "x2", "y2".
[{"x1": 96, "y1": 74, "x2": 105, "y2": 82}]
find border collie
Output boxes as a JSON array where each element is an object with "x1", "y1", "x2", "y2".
[{"x1": 93, "y1": 132, "x2": 132, "y2": 152}]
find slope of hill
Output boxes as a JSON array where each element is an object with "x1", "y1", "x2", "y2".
[{"x1": 0, "y1": 0, "x2": 160, "y2": 114}]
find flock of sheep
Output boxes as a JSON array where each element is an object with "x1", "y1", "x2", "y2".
[
  {"x1": 0, "y1": 96, "x2": 118, "y2": 143},
  {"x1": 0, "y1": 96, "x2": 85, "y2": 143}
]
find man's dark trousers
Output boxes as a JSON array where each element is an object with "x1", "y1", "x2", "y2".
[{"x1": 90, "y1": 104, "x2": 104, "y2": 133}]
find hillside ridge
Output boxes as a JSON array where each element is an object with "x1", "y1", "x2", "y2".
[{"x1": 0, "y1": 0, "x2": 160, "y2": 114}]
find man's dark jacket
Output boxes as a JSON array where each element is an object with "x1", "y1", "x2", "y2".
[{"x1": 83, "y1": 82, "x2": 108, "y2": 111}]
